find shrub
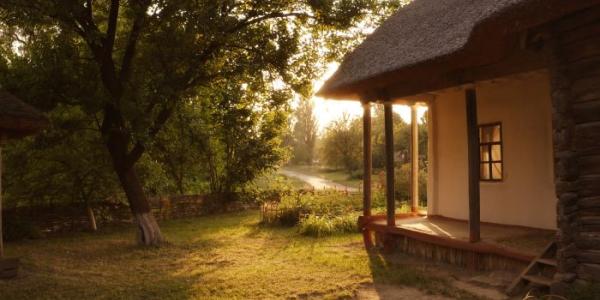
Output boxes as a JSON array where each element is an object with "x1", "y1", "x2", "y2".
[
  {"x1": 2, "y1": 215, "x2": 42, "y2": 241},
  {"x1": 278, "y1": 207, "x2": 303, "y2": 227},
  {"x1": 394, "y1": 163, "x2": 428, "y2": 205}
]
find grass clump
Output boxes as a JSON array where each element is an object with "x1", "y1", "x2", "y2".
[
  {"x1": 263, "y1": 190, "x2": 417, "y2": 237},
  {"x1": 298, "y1": 213, "x2": 358, "y2": 237}
]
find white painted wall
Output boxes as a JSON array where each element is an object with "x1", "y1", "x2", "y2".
[{"x1": 430, "y1": 72, "x2": 557, "y2": 229}]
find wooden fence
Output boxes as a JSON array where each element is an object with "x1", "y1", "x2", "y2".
[{"x1": 3, "y1": 194, "x2": 259, "y2": 237}]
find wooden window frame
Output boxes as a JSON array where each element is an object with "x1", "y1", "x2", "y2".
[{"x1": 479, "y1": 122, "x2": 503, "y2": 182}]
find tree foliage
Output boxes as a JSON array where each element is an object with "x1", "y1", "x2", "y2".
[
  {"x1": 3, "y1": 105, "x2": 120, "y2": 209},
  {"x1": 0, "y1": 0, "x2": 402, "y2": 244},
  {"x1": 152, "y1": 77, "x2": 291, "y2": 195},
  {"x1": 320, "y1": 105, "x2": 429, "y2": 175},
  {"x1": 320, "y1": 113, "x2": 362, "y2": 173},
  {"x1": 290, "y1": 98, "x2": 318, "y2": 165}
]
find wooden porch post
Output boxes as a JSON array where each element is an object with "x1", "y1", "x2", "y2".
[
  {"x1": 410, "y1": 104, "x2": 419, "y2": 213},
  {"x1": 384, "y1": 102, "x2": 396, "y2": 227},
  {"x1": 0, "y1": 137, "x2": 4, "y2": 258},
  {"x1": 361, "y1": 101, "x2": 373, "y2": 248},
  {"x1": 362, "y1": 101, "x2": 372, "y2": 218},
  {"x1": 465, "y1": 88, "x2": 481, "y2": 243}
]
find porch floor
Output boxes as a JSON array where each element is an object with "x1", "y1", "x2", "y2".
[{"x1": 372, "y1": 216, "x2": 555, "y2": 256}]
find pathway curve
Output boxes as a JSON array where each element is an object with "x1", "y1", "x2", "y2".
[{"x1": 280, "y1": 169, "x2": 359, "y2": 192}]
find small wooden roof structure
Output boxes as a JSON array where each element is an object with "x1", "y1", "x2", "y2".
[
  {"x1": 0, "y1": 91, "x2": 48, "y2": 140},
  {"x1": 318, "y1": 0, "x2": 600, "y2": 100},
  {"x1": 0, "y1": 90, "x2": 47, "y2": 265}
]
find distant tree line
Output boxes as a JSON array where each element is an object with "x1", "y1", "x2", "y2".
[{"x1": 289, "y1": 105, "x2": 429, "y2": 201}]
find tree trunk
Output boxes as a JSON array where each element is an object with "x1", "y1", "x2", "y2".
[
  {"x1": 86, "y1": 205, "x2": 97, "y2": 232},
  {"x1": 115, "y1": 165, "x2": 164, "y2": 246},
  {"x1": 105, "y1": 131, "x2": 164, "y2": 246}
]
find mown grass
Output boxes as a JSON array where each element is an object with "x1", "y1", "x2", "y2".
[{"x1": 0, "y1": 211, "x2": 476, "y2": 299}]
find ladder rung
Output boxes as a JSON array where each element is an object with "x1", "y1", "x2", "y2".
[
  {"x1": 523, "y1": 275, "x2": 553, "y2": 287},
  {"x1": 537, "y1": 258, "x2": 557, "y2": 267}
]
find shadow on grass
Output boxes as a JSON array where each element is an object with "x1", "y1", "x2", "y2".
[
  {"x1": 0, "y1": 214, "x2": 245, "y2": 300},
  {"x1": 366, "y1": 249, "x2": 479, "y2": 299}
]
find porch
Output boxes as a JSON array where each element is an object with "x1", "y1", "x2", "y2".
[
  {"x1": 355, "y1": 71, "x2": 559, "y2": 273},
  {"x1": 361, "y1": 214, "x2": 555, "y2": 272}
]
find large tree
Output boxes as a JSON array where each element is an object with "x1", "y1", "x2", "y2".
[
  {"x1": 152, "y1": 77, "x2": 291, "y2": 196},
  {"x1": 0, "y1": 0, "x2": 400, "y2": 245}
]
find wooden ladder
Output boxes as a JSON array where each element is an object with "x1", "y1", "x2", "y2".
[{"x1": 506, "y1": 242, "x2": 558, "y2": 296}]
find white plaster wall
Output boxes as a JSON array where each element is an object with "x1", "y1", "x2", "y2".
[{"x1": 432, "y1": 73, "x2": 557, "y2": 229}]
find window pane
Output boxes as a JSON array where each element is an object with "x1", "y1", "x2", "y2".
[
  {"x1": 479, "y1": 124, "x2": 502, "y2": 143},
  {"x1": 480, "y1": 127, "x2": 493, "y2": 143},
  {"x1": 491, "y1": 145, "x2": 502, "y2": 161},
  {"x1": 491, "y1": 125, "x2": 501, "y2": 142},
  {"x1": 480, "y1": 146, "x2": 490, "y2": 162},
  {"x1": 481, "y1": 163, "x2": 490, "y2": 180},
  {"x1": 492, "y1": 163, "x2": 503, "y2": 179}
]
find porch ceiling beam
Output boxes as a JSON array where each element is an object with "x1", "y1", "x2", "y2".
[
  {"x1": 466, "y1": 88, "x2": 481, "y2": 243},
  {"x1": 384, "y1": 101, "x2": 396, "y2": 227}
]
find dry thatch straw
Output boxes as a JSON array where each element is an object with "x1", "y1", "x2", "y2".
[{"x1": 0, "y1": 91, "x2": 48, "y2": 140}]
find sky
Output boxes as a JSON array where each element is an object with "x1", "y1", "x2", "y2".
[{"x1": 311, "y1": 63, "x2": 428, "y2": 133}]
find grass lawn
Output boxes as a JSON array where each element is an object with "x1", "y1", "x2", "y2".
[
  {"x1": 0, "y1": 211, "x2": 476, "y2": 300},
  {"x1": 283, "y1": 165, "x2": 362, "y2": 189}
]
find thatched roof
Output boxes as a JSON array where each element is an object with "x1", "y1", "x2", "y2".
[
  {"x1": 318, "y1": 0, "x2": 600, "y2": 100},
  {"x1": 0, "y1": 91, "x2": 48, "y2": 140}
]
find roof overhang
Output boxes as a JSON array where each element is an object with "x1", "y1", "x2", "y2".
[
  {"x1": 0, "y1": 91, "x2": 48, "y2": 140},
  {"x1": 318, "y1": 0, "x2": 600, "y2": 101}
]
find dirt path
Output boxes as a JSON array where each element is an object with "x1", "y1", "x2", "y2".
[
  {"x1": 280, "y1": 168, "x2": 359, "y2": 192},
  {"x1": 356, "y1": 284, "x2": 453, "y2": 300}
]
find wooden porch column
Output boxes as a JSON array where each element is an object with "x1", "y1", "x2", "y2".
[
  {"x1": 361, "y1": 101, "x2": 374, "y2": 248},
  {"x1": 362, "y1": 101, "x2": 372, "y2": 218},
  {"x1": 384, "y1": 102, "x2": 396, "y2": 227},
  {"x1": 410, "y1": 104, "x2": 419, "y2": 213},
  {"x1": 465, "y1": 88, "x2": 481, "y2": 243},
  {"x1": 0, "y1": 139, "x2": 3, "y2": 258}
]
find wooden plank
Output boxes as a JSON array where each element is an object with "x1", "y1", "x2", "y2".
[
  {"x1": 523, "y1": 275, "x2": 553, "y2": 287},
  {"x1": 573, "y1": 100, "x2": 600, "y2": 124},
  {"x1": 384, "y1": 102, "x2": 396, "y2": 227},
  {"x1": 465, "y1": 89, "x2": 481, "y2": 243},
  {"x1": 507, "y1": 242, "x2": 557, "y2": 295},
  {"x1": 365, "y1": 222, "x2": 535, "y2": 263},
  {"x1": 537, "y1": 258, "x2": 558, "y2": 267}
]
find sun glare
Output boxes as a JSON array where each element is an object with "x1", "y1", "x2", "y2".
[{"x1": 312, "y1": 63, "x2": 428, "y2": 132}]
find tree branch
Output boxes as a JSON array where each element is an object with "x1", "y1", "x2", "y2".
[
  {"x1": 119, "y1": 1, "x2": 149, "y2": 83},
  {"x1": 184, "y1": 11, "x2": 311, "y2": 87},
  {"x1": 125, "y1": 103, "x2": 175, "y2": 169},
  {"x1": 105, "y1": 0, "x2": 120, "y2": 52}
]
